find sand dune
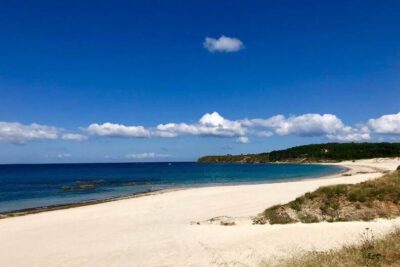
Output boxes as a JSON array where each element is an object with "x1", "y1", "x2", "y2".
[{"x1": 0, "y1": 158, "x2": 399, "y2": 266}]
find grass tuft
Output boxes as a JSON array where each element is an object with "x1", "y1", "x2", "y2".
[
  {"x1": 262, "y1": 205, "x2": 296, "y2": 225},
  {"x1": 262, "y1": 228, "x2": 400, "y2": 267}
]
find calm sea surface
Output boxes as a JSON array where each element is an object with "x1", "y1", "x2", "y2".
[{"x1": 0, "y1": 162, "x2": 343, "y2": 213}]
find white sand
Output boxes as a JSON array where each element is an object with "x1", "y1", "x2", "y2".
[{"x1": 0, "y1": 158, "x2": 399, "y2": 266}]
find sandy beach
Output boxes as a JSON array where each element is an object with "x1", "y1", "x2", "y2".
[{"x1": 1, "y1": 158, "x2": 399, "y2": 266}]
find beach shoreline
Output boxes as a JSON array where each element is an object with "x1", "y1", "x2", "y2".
[
  {"x1": 0, "y1": 163, "x2": 346, "y2": 219},
  {"x1": 0, "y1": 187, "x2": 184, "y2": 219},
  {"x1": 0, "y1": 158, "x2": 399, "y2": 266}
]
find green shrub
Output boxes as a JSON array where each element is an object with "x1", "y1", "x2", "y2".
[
  {"x1": 263, "y1": 206, "x2": 296, "y2": 225},
  {"x1": 320, "y1": 184, "x2": 348, "y2": 199},
  {"x1": 259, "y1": 170, "x2": 400, "y2": 224},
  {"x1": 289, "y1": 197, "x2": 305, "y2": 211},
  {"x1": 348, "y1": 189, "x2": 369, "y2": 202},
  {"x1": 298, "y1": 213, "x2": 319, "y2": 223},
  {"x1": 304, "y1": 192, "x2": 318, "y2": 200}
]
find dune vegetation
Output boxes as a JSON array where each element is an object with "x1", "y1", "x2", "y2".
[
  {"x1": 253, "y1": 169, "x2": 400, "y2": 225},
  {"x1": 258, "y1": 168, "x2": 400, "y2": 266},
  {"x1": 262, "y1": 227, "x2": 400, "y2": 267}
]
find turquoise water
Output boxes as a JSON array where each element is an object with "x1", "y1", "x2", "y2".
[{"x1": 0, "y1": 162, "x2": 343, "y2": 213}]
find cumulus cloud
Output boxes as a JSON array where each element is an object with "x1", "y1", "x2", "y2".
[
  {"x1": 327, "y1": 132, "x2": 370, "y2": 142},
  {"x1": 368, "y1": 112, "x2": 400, "y2": 135},
  {"x1": 326, "y1": 125, "x2": 371, "y2": 142},
  {"x1": 9, "y1": 111, "x2": 400, "y2": 145},
  {"x1": 155, "y1": 112, "x2": 246, "y2": 137},
  {"x1": 125, "y1": 152, "x2": 170, "y2": 159},
  {"x1": 0, "y1": 121, "x2": 90, "y2": 144},
  {"x1": 242, "y1": 113, "x2": 371, "y2": 142},
  {"x1": 275, "y1": 114, "x2": 344, "y2": 136},
  {"x1": 236, "y1": 136, "x2": 249, "y2": 144},
  {"x1": 87, "y1": 122, "x2": 150, "y2": 138},
  {"x1": 246, "y1": 114, "x2": 344, "y2": 136},
  {"x1": 242, "y1": 115, "x2": 285, "y2": 128},
  {"x1": 154, "y1": 123, "x2": 199, "y2": 137},
  {"x1": 62, "y1": 133, "x2": 88, "y2": 141},
  {"x1": 0, "y1": 122, "x2": 59, "y2": 144},
  {"x1": 83, "y1": 112, "x2": 372, "y2": 142},
  {"x1": 203, "y1": 36, "x2": 244, "y2": 53}
]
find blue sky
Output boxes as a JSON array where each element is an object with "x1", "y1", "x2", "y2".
[{"x1": 0, "y1": 0, "x2": 399, "y2": 163}]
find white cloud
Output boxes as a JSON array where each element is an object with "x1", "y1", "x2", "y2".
[
  {"x1": 203, "y1": 36, "x2": 244, "y2": 53},
  {"x1": 7, "y1": 111, "x2": 398, "y2": 146},
  {"x1": 326, "y1": 125, "x2": 371, "y2": 142},
  {"x1": 0, "y1": 122, "x2": 59, "y2": 144},
  {"x1": 242, "y1": 115, "x2": 285, "y2": 128},
  {"x1": 87, "y1": 122, "x2": 150, "y2": 138},
  {"x1": 125, "y1": 152, "x2": 170, "y2": 159},
  {"x1": 155, "y1": 123, "x2": 199, "y2": 137},
  {"x1": 279, "y1": 114, "x2": 343, "y2": 136},
  {"x1": 327, "y1": 132, "x2": 370, "y2": 142},
  {"x1": 199, "y1": 112, "x2": 225, "y2": 126},
  {"x1": 254, "y1": 114, "x2": 345, "y2": 136},
  {"x1": 62, "y1": 133, "x2": 88, "y2": 141},
  {"x1": 368, "y1": 112, "x2": 400, "y2": 135},
  {"x1": 243, "y1": 114, "x2": 371, "y2": 141},
  {"x1": 155, "y1": 112, "x2": 246, "y2": 137},
  {"x1": 84, "y1": 112, "x2": 371, "y2": 142},
  {"x1": 0, "y1": 121, "x2": 90, "y2": 144},
  {"x1": 236, "y1": 136, "x2": 249, "y2": 144}
]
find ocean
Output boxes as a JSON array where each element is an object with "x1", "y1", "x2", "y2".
[{"x1": 0, "y1": 162, "x2": 343, "y2": 213}]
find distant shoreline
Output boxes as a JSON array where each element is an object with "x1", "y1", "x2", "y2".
[{"x1": 198, "y1": 143, "x2": 400, "y2": 164}]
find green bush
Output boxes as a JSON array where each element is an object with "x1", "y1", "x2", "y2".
[
  {"x1": 263, "y1": 206, "x2": 296, "y2": 225},
  {"x1": 320, "y1": 184, "x2": 348, "y2": 199},
  {"x1": 298, "y1": 213, "x2": 319, "y2": 223},
  {"x1": 258, "y1": 170, "x2": 400, "y2": 224},
  {"x1": 289, "y1": 197, "x2": 305, "y2": 211}
]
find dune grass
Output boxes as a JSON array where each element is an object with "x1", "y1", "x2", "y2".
[
  {"x1": 262, "y1": 227, "x2": 400, "y2": 267},
  {"x1": 254, "y1": 169, "x2": 400, "y2": 225}
]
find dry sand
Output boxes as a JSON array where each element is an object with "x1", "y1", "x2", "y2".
[{"x1": 0, "y1": 158, "x2": 399, "y2": 266}]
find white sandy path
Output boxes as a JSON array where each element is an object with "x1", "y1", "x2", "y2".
[{"x1": 0, "y1": 158, "x2": 399, "y2": 267}]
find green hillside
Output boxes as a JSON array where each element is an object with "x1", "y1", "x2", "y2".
[{"x1": 198, "y1": 143, "x2": 400, "y2": 163}]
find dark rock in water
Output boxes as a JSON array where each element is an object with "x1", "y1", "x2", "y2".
[
  {"x1": 61, "y1": 185, "x2": 74, "y2": 190},
  {"x1": 397, "y1": 165, "x2": 400, "y2": 171},
  {"x1": 78, "y1": 180, "x2": 102, "y2": 185},
  {"x1": 61, "y1": 184, "x2": 97, "y2": 190},
  {"x1": 78, "y1": 184, "x2": 96, "y2": 190},
  {"x1": 123, "y1": 182, "x2": 139, "y2": 186}
]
